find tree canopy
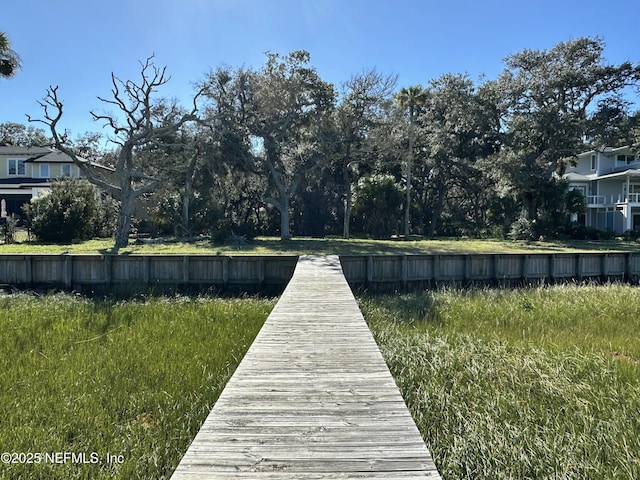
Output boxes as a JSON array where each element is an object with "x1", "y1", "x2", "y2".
[
  {"x1": 0, "y1": 32, "x2": 20, "y2": 78},
  {"x1": 13, "y1": 37, "x2": 640, "y2": 244}
]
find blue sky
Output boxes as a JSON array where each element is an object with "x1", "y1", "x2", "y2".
[{"x1": 2, "y1": 0, "x2": 639, "y2": 138}]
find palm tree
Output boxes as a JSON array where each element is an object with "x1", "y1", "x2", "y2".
[
  {"x1": 396, "y1": 85, "x2": 427, "y2": 239},
  {"x1": 0, "y1": 32, "x2": 21, "y2": 78}
]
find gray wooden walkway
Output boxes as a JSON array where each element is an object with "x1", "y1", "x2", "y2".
[{"x1": 171, "y1": 255, "x2": 441, "y2": 479}]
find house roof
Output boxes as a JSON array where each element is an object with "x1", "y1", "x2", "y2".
[
  {"x1": 0, "y1": 146, "x2": 113, "y2": 171},
  {"x1": 596, "y1": 168, "x2": 640, "y2": 180},
  {"x1": 26, "y1": 151, "x2": 77, "y2": 163},
  {"x1": 573, "y1": 145, "x2": 638, "y2": 159},
  {"x1": 564, "y1": 172, "x2": 592, "y2": 182},
  {"x1": 565, "y1": 146, "x2": 631, "y2": 169},
  {"x1": 0, "y1": 146, "x2": 52, "y2": 157},
  {"x1": 0, "y1": 177, "x2": 50, "y2": 186},
  {"x1": 0, "y1": 146, "x2": 83, "y2": 163}
]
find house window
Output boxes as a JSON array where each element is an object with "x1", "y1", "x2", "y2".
[
  {"x1": 39, "y1": 164, "x2": 50, "y2": 178},
  {"x1": 617, "y1": 154, "x2": 637, "y2": 165},
  {"x1": 8, "y1": 159, "x2": 26, "y2": 176},
  {"x1": 61, "y1": 164, "x2": 72, "y2": 177},
  {"x1": 591, "y1": 154, "x2": 597, "y2": 170}
]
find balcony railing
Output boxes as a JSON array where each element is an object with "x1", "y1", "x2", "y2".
[{"x1": 587, "y1": 194, "x2": 640, "y2": 206}]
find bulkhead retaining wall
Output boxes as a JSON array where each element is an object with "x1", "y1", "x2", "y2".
[{"x1": 0, "y1": 253, "x2": 638, "y2": 292}]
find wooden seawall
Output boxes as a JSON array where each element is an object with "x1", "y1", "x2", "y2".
[
  {"x1": 1, "y1": 252, "x2": 639, "y2": 291},
  {"x1": 171, "y1": 255, "x2": 441, "y2": 479}
]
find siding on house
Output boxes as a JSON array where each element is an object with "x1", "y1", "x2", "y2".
[
  {"x1": 0, "y1": 146, "x2": 105, "y2": 218},
  {"x1": 564, "y1": 146, "x2": 640, "y2": 233}
]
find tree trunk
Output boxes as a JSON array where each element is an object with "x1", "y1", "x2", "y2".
[
  {"x1": 404, "y1": 116, "x2": 415, "y2": 239},
  {"x1": 429, "y1": 183, "x2": 446, "y2": 237},
  {"x1": 114, "y1": 193, "x2": 135, "y2": 248},
  {"x1": 343, "y1": 192, "x2": 352, "y2": 239},
  {"x1": 279, "y1": 194, "x2": 291, "y2": 240},
  {"x1": 522, "y1": 193, "x2": 537, "y2": 221},
  {"x1": 180, "y1": 149, "x2": 199, "y2": 237},
  {"x1": 404, "y1": 161, "x2": 412, "y2": 239},
  {"x1": 428, "y1": 166, "x2": 447, "y2": 237},
  {"x1": 265, "y1": 190, "x2": 292, "y2": 241},
  {"x1": 181, "y1": 179, "x2": 191, "y2": 237},
  {"x1": 503, "y1": 210, "x2": 512, "y2": 237},
  {"x1": 342, "y1": 159, "x2": 352, "y2": 239}
]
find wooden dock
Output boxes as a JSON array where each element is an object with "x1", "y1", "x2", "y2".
[{"x1": 171, "y1": 255, "x2": 441, "y2": 479}]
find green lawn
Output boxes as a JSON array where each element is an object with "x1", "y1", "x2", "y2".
[
  {"x1": 0, "y1": 294, "x2": 274, "y2": 480},
  {"x1": 361, "y1": 285, "x2": 640, "y2": 479},
  {"x1": 2, "y1": 234, "x2": 639, "y2": 255}
]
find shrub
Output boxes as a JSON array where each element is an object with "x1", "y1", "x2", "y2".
[
  {"x1": 1, "y1": 213, "x2": 18, "y2": 244},
  {"x1": 508, "y1": 217, "x2": 536, "y2": 240},
  {"x1": 352, "y1": 175, "x2": 404, "y2": 239},
  {"x1": 22, "y1": 178, "x2": 114, "y2": 243},
  {"x1": 146, "y1": 190, "x2": 182, "y2": 236},
  {"x1": 622, "y1": 229, "x2": 640, "y2": 241}
]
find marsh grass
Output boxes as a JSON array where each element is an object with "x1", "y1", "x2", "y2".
[
  {"x1": 361, "y1": 284, "x2": 640, "y2": 479},
  {"x1": 0, "y1": 293, "x2": 274, "y2": 479}
]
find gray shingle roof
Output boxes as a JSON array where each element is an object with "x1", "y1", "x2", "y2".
[
  {"x1": 0, "y1": 146, "x2": 91, "y2": 163},
  {"x1": 0, "y1": 145, "x2": 52, "y2": 158}
]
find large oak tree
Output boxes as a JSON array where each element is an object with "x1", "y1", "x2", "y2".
[
  {"x1": 30, "y1": 57, "x2": 202, "y2": 248},
  {"x1": 335, "y1": 69, "x2": 396, "y2": 238},
  {"x1": 241, "y1": 51, "x2": 335, "y2": 240},
  {"x1": 493, "y1": 37, "x2": 640, "y2": 221}
]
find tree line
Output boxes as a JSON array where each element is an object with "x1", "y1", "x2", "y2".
[{"x1": 3, "y1": 36, "x2": 640, "y2": 247}]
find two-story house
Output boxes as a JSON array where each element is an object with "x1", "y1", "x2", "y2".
[
  {"x1": 564, "y1": 145, "x2": 640, "y2": 233},
  {"x1": 0, "y1": 146, "x2": 101, "y2": 218}
]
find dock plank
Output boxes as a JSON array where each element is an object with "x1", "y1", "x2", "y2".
[{"x1": 171, "y1": 255, "x2": 441, "y2": 479}]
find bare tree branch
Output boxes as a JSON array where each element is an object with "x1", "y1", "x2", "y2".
[{"x1": 28, "y1": 56, "x2": 202, "y2": 248}]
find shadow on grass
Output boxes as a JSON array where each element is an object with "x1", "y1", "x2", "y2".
[
  {"x1": 3, "y1": 235, "x2": 640, "y2": 255},
  {"x1": 233, "y1": 237, "x2": 455, "y2": 256}
]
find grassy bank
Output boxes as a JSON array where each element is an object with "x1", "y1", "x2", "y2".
[
  {"x1": 361, "y1": 285, "x2": 640, "y2": 479},
  {"x1": 0, "y1": 294, "x2": 274, "y2": 479},
  {"x1": 3, "y1": 283, "x2": 640, "y2": 479},
  {"x1": 1, "y1": 234, "x2": 639, "y2": 255}
]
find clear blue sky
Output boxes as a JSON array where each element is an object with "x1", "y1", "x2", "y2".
[{"x1": 2, "y1": 0, "x2": 639, "y2": 138}]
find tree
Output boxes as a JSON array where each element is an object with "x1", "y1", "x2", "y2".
[
  {"x1": 219, "y1": 51, "x2": 336, "y2": 240},
  {"x1": 29, "y1": 57, "x2": 202, "y2": 248},
  {"x1": 0, "y1": 122, "x2": 49, "y2": 146},
  {"x1": 0, "y1": 32, "x2": 20, "y2": 78},
  {"x1": 585, "y1": 98, "x2": 640, "y2": 149},
  {"x1": 493, "y1": 37, "x2": 640, "y2": 222},
  {"x1": 416, "y1": 74, "x2": 501, "y2": 236},
  {"x1": 196, "y1": 66, "x2": 265, "y2": 239},
  {"x1": 396, "y1": 85, "x2": 427, "y2": 239},
  {"x1": 335, "y1": 69, "x2": 396, "y2": 238}
]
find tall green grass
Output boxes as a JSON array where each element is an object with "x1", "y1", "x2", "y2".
[
  {"x1": 361, "y1": 284, "x2": 640, "y2": 479},
  {"x1": 0, "y1": 294, "x2": 274, "y2": 479}
]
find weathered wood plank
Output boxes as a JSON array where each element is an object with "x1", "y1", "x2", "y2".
[
  {"x1": 172, "y1": 255, "x2": 442, "y2": 478},
  {"x1": 4, "y1": 252, "x2": 640, "y2": 289}
]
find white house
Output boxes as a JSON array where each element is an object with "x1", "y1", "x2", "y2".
[
  {"x1": 564, "y1": 145, "x2": 640, "y2": 233},
  {"x1": 0, "y1": 146, "x2": 110, "y2": 218}
]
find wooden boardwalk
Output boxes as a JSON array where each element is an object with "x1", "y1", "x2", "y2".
[{"x1": 171, "y1": 255, "x2": 441, "y2": 479}]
